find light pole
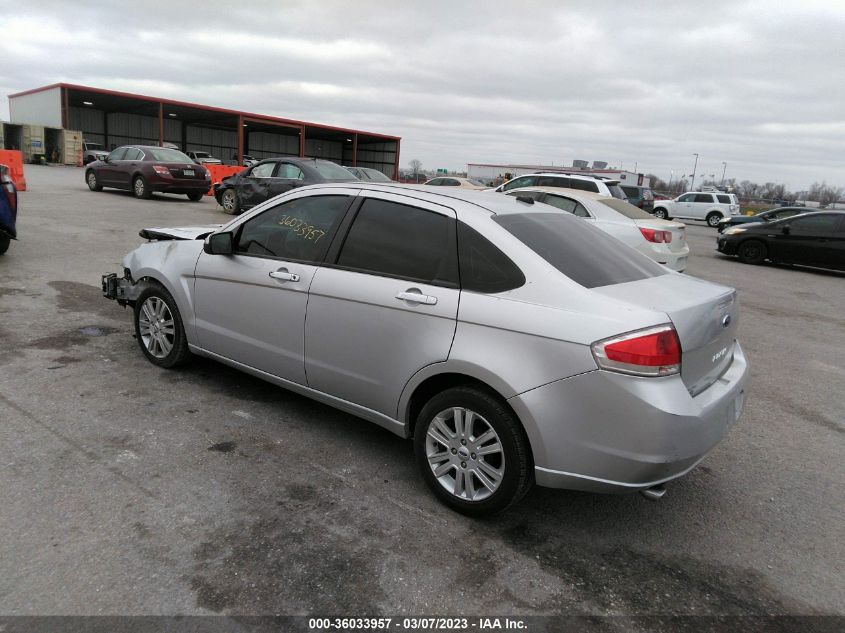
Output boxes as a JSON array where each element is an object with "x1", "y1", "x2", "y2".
[
  {"x1": 720, "y1": 161, "x2": 727, "y2": 187},
  {"x1": 689, "y1": 153, "x2": 699, "y2": 191}
]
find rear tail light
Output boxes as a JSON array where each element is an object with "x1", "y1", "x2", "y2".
[
  {"x1": 152, "y1": 165, "x2": 171, "y2": 176},
  {"x1": 592, "y1": 325, "x2": 681, "y2": 377},
  {"x1": 639, "y1": 227, "x2": 673, "y2": 243},
  {"x1": 1, "y1": 176, "x2": 15, "y2": 210}
]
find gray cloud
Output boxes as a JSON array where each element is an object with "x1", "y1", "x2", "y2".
[{"x1": 1, "y1": 0, "x2": 843, "y2": 189}]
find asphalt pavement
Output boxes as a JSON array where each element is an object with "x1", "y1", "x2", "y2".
[{"x1": 0, "y1": 166, "x2": 842, "y2": 616}]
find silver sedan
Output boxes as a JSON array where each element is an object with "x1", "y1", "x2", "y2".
[{"x1": 103, "y1": 184, "x2": 748, "y2": 515}]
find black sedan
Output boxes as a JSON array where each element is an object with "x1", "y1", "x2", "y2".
[
  {"x1": 717, "y1": 206, "x2": 806, "y2": 233},
  {"x1": 717, "y1": 211, "x2": 845, "y2": 271},
  {"x1": 214, "y1": 157, "x2": 359, "y2": 215}
]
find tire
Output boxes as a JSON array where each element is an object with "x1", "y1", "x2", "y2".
[
  {"x1": 653, "y1": 207, "x2": 668, "y2": 220},
  {"x1": 86, "y1": 170, "x2": 102, "y2": 192},
  {"x1": 0, "y1": 234, "x2": 9, "y2": 255},
  {"x1": 220, "y1": 188, "x2": 240, "y2": 215},
  {"x1": 414, "y1": 386, "x2": 533, "y2": 516},
  {"x1": 187, "y1": 191, "x2": 204, "y2": 202},
  {"x1": 133, "y1": 175, "x2": 152, "y2": 199},
  {"x1": 737, "y1": 239, "x2": 767, "y2": 265},
  {"x1": 706, "y1": 212, "x2": 723, "y2": 227},
  {"x1": 133, "y1": 283, "x2": 191, "y2": 368}
]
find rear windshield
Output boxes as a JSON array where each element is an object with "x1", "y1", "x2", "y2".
[
  {"x1": 494, "y1": 212, "x2": 668, "y2": 288},
  {"x1": 86, "y1": 143, "x2": 104, "y2": 151},
  {"x1": 598, "y1": 198, "x2": 654, "y2": 219},
  {"x1": 145, "y1": 148, "x2": 192, "y2": 162},
  {"x1": 314, "y1": 161, "x2": 358, "y2": 181},
  {"x1": 607, "y1": 184, "x2": 626, "y2": 199}
]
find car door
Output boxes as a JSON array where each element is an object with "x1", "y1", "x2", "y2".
[
  {"x1": 770, "y1": 214, "x2": 842, "y2": 268},
  {"x1": 99, "y1": 147, "x2": 127, "y2": 186},
  {"x1": 118, "y1": 147, "x2": 144, "y2": 189},
  {"x1": 674, "y1": 193, "x2": 697, "y2": 218},
  {"x1": 192, "y1": 190, "x2": 356, "y2": 384},
  {"x1": 691, "y1": 193, "x2": 715, "y2": 219},
  {"x1": 304, "y1": 191, "x2": 460, "y2": 418},
  {"x1": 239, "y1": 161, "x2": 279, "y2": 209}
]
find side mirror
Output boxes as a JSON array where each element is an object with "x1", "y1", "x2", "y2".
[
  {"x1": 781, "y1": 225, "x2": 791, "y2": 235},
  {"x1": 204, "y1": 232, "x2": 234, "y2": 255}
]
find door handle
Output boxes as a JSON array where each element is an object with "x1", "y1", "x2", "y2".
[
  {"x1": 269, "y1": 269, "x2": 300, "y2": 282},
  {"x1": 396, "y1": 290, "x2": 437, "y2": 305}
]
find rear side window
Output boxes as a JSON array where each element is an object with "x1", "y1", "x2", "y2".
[
  {"x1": 537, "y1": 175, "x2": 570, "y2": 188},
  {"x1": 543, "y1": 194, "x2": 591, "y2": 218},
  {"x1": 277, "y1": 164, "x2": 305, "y2": 180},
  {"x1": 494, "y1": 212, "x2": 668, "y2": 288},
  {"x1": 694, "y1": 194, "x2": 714, "y2": 203},
  {"x1": 458, "y1": 223, "x2": 524, "y2": 293},
  {"x1": 337, "y1": 198, "x2": 458, "y2": 286},
  {"x1": 717, "y1": 194, "x2": 731, "y2": 204},
  {"x1": 235, "y1": 195, "x2": 350, "y2": 262},
  {"x1": 250, "y1": 162, "x2": 276, "y2": 177},
  {"x1": 569, "y1": 179, "x2": 600, "y2": 193}
]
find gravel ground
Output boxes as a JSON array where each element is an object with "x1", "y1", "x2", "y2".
[{"x1": 0, "y1": 165, "x2": 842, "y2": 616}]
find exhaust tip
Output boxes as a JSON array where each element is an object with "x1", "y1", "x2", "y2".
[{"x1": 641, "y1": 484, "x2": 667, "y2": 501}]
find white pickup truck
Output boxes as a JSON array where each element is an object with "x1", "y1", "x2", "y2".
[{"x1": 653, "y1": 192, "x2": 740, "y2": 227}]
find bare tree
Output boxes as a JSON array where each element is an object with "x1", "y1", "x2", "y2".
[{"x1": 409, "y1": 159, "x2": 422, "y2": 178}]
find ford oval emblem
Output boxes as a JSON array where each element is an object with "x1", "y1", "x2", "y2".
[{"x1": 721, "y1": 314, "x2": 731, "y2": 328}]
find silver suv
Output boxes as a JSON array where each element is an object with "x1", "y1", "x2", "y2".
[
  {"x1": 103, "y1": 184, "x2": 748, "y2": 515},
  {"x1": 494, "y1": 173, "x2": 626, "y2": 199}
]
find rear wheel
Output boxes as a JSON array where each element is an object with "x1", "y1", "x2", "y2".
[
  {"x1": 133, "y1": 175, "x2": 152, "y2": 199},
  {"x1": 706, "y1": 212, "x2": 723, "y2": 227},
  {"x1": 187, "y1": 191, "x2": 204, "y2": 202},
  {"x1": 653, "y1": 207, "x2": 668, "y2": 219},
  {"x1": 414, "y1": 386, "x2": 533, "y2": 516},
  {"x1": 133, "y1": 284, "x2": 191, "y2": 368},
  {"x1": 221, "y1": 188, "x2": 240, "y2": 215},
  {"x1": 737, "y1": 239, "x2": 767, "y2": 265},
  {"x1": 86, "y1": 170, "x2": 102, "y2": 191}
]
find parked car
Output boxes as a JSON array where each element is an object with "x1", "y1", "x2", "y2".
[
  {"x1": 0, "y1": 164, "x2": 17, "y2": 255},
  {"x1": 717, "y1": 206, "x2": 806, "y2": 233},
  {"x1": 344, "y1": 166, "x2": 394, "y2": 182},
  {"x1": 506, "y1": 187, "x2": 689, "y2": 271},
  {"x1": 652, "y1": 192, "x2": 672, "y2": 201},
  {"x1": 103, "y1": 183, "x2": 748, "y2": 515},
  {"x1": 653, "y1": 191, "x2": 740, "y2": 226},
  {"x1": 82, "y1": 141, "x2": 109, "y2": 165},
  {"x1": 214, "y1": 157, "x2": 358, "y2": 215},
  {"x1": 234, "y1": 154, "x2": 259, "y2": 168},
  {"x1": 187, "y1": 151, "x2": 223, "y2": 166},
  {"x1": 424, "y1": 176, "x2": 486, "y2": 189},
  {"x1": 494, "y1": 173, "x2": 626, "y2": 199},
  {"x1": 619, "y1": 184, "x2": 654, "y2": 213},
  {"x1": 85, "y1": 145, "x2": 211, "y2": 201},
  {"x1": 717, "y1": 211, "x2": 845, "y2": 270}
]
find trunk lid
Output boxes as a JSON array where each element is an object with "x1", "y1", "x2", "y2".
[
  {"x1": 161, "y1": 162, "x2": 207, "y2": 182},
  {"x1": 593, "y1": 274, "x2": 739, "y2": 396}
]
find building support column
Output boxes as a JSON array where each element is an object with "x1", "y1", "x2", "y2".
[
  {"x1": 393, "y1": 138, "x2": 401, "y2": 180},
  {"x1": 158, "y1": 102, "x2": 164, "y2": 147},
  {"x1": 61, "y1": 87, "x2": 69, "y2": 129},
  {"x1": 352, "y1": 134, "x2": 358, "y2": 166},
  {"x1": 237, "y1": 115, "x2": 244, "y2": 165},
  {"x1": 299, "y1": 125, "x2": 306, "y2": 157}
]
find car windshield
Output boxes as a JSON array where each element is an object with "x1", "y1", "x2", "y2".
[
  {"x1": 495, "y1": 212, "x2": 668, "y2": 289},
  {"x1": 598, "y1": 198, "x2": 654, "y2": 220},
  {"x1": 146, "y1": 148, "x2": 193, "y2": 162},
  {"x1": 194, "y1": 152, "x2": 211, "y2": 158},
  {"x1": 362, "y1": 168, "x2": 392, "y2": 182},
  {"x1": 467, "y1": 179, "x2": 486, "y2": 187},
  {"x1": 314, "y1": 161, "x2": 358, "y2": 181},
  {"x1": 86, "y1": 143, "x2": 105, "y2": 151}
]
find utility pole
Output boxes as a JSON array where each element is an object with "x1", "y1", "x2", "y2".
[
  {"x1": 690, "y1": 153, "x2": 699, "y2": 191},
  {"x1": 720, "y1": 161, "x2": 727, "y2": 186}
]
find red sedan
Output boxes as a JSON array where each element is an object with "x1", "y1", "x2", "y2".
[{"x1": 85, "y1": 145, "x2": 211, "y2": 201}]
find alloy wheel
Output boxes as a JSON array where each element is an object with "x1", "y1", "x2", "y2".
[
  {"x1": 137, "y1": 297, "x2": 175, "y2": 358},
  {"x1": 222, "y1": 190, "x2": 236, "y2": 212},
  {"x1": 424, "y1": 407, "x2": 505, "y2": 501},
  {"x1": 134, "y1": 178, "x2": 145, "y2": 197}
]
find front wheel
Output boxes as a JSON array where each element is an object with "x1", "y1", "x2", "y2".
[
  {"x1": 86, "y1": 170, "x2": 102, "y2": 191},
  {"x1": 187, "y1": 191, "x2": 204, "y2": 202},
  {"x1": 706, "y1": 212, "x2": 723, "y2": 227},
  {"x1": 220, "y1": 188, "x2": 240, "y2": 215},
  {"x1": 133, "y1": 175, "x2": 152, "y2": 199},
  {"x1": 737, "y1": 239, "x2": 767, "y2": 265},
  {"x1": 414, "y1": 386, "x2": 533, "y2": 516},
  {"x1": 133, "y1": 284, "x2": 191, "y2": 368},
  {"x1": 653, "y1": 207, "x2": 668, "y2": 219}
]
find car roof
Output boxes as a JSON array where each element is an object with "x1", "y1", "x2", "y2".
[
  {"x1": 298, "y1": 182, "x2": 548, "y2": 217},
  {"x1": 506, "y1": 186, "x2": 608, "y2": 201},
  {"x1": 761, "y1": 210, "x2": 845, "y2": 224}
]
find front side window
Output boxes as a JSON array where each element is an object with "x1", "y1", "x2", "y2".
[
  {"x1": 427, "y1": 178, "x2": 443, "y2": 186},
  {"x1": 336, "y1": 198, "x2": 458, "y2": 286},
  {"x1": 502, "y1": 176, "x2": 536, "y2": 191},
  {"x1": 694, "y1": 194, "x2": 714, "y2": 203},
  {"x1": 678, "y1": 193, "x2": 696, "y2": 202},
  {"x1": 107, "y1": 147, "x2": 127, "y2": 161},
  {"x1": 277, "y1": 164, "x2": 305, "y2": 180},
  {"x1": 537, "y1": 175, "x2": 570, "y2": 188},
  {"x1": 250, "y1": 162, "x2": 277, "y2": 178},
  {"x1": 235, "y1": 195, "x2": 350, "y2": 262},
  {"x1": 495, "y1": 212, "x2": 667, "y2": 289},
  {"x1": 124, "y1": 148, "x2": 143, "y2": 161}
]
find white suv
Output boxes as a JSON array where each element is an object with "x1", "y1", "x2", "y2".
[
  {"x1": 494, "y1": 173, "x2": 626, "y2": 199},
  {"x1": 653, "y1": 192, "x2": 740, "y2": 227}
]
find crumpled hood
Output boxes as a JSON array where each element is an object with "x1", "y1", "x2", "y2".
[{"x1": 138, "y1": 225, "x2": 223, "y2": 240}]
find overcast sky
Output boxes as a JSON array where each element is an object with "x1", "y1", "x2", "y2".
[{"x1": 1, "y1": 0, "x2": 843, "y2": 189}]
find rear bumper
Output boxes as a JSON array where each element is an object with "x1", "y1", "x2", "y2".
[
  {"x1": 509, "y1": 342, "x2": 749, "y2": 493},
  {"x1": 638, "y1": 243, "x2": 690, "y2": 272}
]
